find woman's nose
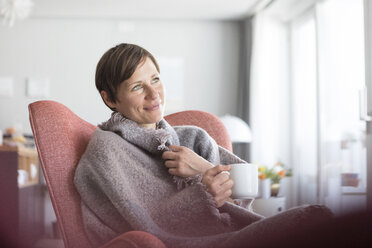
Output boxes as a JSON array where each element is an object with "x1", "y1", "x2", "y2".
[{"x1": 145, "y1": 85, "x2": 159, "y2": 100}]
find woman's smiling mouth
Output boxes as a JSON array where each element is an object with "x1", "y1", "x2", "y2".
[{"x1": 144, "y1": 104, "x2": 160, "y2": 111}]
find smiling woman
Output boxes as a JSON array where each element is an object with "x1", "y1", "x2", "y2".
[
  {"x1": 96, "y1": 44, "x2": 165, "y2": 129},
  {"x1": 101, "y1": 58, "x2": 165, "y2": 129},
  {"x1": 73, "y1": 43, "x2": 333, "y2": 248}
]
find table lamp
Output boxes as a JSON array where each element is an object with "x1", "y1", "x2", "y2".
[{"x1": 219, "y1": 115, "x2": 252, "y2": 143}]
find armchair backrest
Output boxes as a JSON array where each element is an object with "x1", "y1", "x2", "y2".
[
  {"x1": 29, "y1": 100, "x2": 232, "y2": 248},
  {"x1": 29, "y1": 100, "x2": 95, "y2": 248}
]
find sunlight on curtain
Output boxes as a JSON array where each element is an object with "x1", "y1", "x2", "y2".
[
  {"x1": 289, "y1": 0, "x2": 366, "y2": 214},
  {"x1": 250, "y1": 12, "x2": 290, "y2": 168},
  {"x1": 317, "y1": 0, "x2": 367, "y2": 216},
  {"x1": 251, "y1": 0, "x2": 367, "y2": 213},
  {"x1": 250, "y1": 12, "x2": 292, "y2": 207},
  {"x1": 291, "y1": 12, "x2": 318, "y2": 205}
]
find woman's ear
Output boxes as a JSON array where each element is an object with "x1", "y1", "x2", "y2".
[{"x1": 100, "y1": 91, "x2": 116, "y2": 109}]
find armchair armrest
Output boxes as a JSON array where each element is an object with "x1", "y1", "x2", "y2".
[{"x1": 100, "y1": 231, "x2": 167, "y2": 248}]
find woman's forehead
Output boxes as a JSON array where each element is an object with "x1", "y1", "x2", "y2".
[{"x1": 128, "y1": 59, "x2": 158, "y2": 80}]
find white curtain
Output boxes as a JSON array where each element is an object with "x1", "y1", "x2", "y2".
[
  {"x1": 250, "y1": 12, "x2": 290, "y2": 168},
  {"x1": 316, "y1": 0, "x2": 367, "y2": 216},
  {"x1": 249, "y1": 11, "x2": 293, "y2": 207}
]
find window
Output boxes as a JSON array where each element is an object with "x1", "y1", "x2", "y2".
[
  {"x1": 250, "y1": 0, "x2": 368, "y2": 214},
  {"x1": 290, "y1": 0, "x2": 367, "y2": 215}
]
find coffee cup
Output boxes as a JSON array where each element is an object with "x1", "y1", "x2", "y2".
[{"x1": 229, "y1": 163, "x2": 258, "y2": 199}]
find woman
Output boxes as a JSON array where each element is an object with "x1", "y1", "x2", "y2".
[{"x1": 74, "y1": 43, "x2": 332, "y2": 248}]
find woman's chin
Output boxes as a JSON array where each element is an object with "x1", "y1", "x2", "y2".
[
  {"x1": 139, "y1": 108, "x2": 164, "y2": 125},
  {"x1": 148, "y1": 113, "x2": 163, "y2": 124},
  {"x1": 154, "y1": 108, "x2": 164, "y2": 121}
]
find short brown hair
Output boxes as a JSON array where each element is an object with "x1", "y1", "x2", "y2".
[{"x1": 95, "y1": 43, "x2": 160, "y2": 110}]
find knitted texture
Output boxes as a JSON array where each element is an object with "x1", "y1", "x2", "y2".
[{"x1": 74, "y1": 113, "x2": 332, "y2": 248}]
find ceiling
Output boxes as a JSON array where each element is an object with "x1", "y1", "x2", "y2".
[{"x1": 31, "y1": 0, "x2": 271, "y2": 20}]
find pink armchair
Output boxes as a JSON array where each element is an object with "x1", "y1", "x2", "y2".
[{"x1": 28, "y1": 100, "x2": 231, "y2": 248}]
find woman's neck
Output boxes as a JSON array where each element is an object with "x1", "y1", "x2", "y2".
[{"x1": 139, "y1": 123, "x2": 157, "y2": 129}]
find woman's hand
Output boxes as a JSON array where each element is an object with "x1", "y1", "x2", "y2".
[
  {"x1": 162, "y1": 145, "x2": 213, "y2": 178},
  {"x1": 201, "y1": 165, "x2": 233, "y2": 208}
]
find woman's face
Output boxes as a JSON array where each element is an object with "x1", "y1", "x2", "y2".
[{"x1": 102, "y1": 57, "x2": 165, "y2": 128}]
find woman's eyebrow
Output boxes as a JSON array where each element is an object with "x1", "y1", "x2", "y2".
[
  {"x1": 126, "y1": 80, "x2": 143, "y2": 86},
  {"x1": 126, "y1": 73, "x2": 159, "y2": 86}
]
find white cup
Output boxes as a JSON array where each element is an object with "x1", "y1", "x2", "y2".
[{"x1": 229, "y1": 163, "x2": 258, "y2": 199}]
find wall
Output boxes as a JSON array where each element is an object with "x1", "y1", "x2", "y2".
[
  {"x1": 0, "y1": 17, "x2": 242, "y2": 237},
  {"x1": 0, "y1": 18, "x2": 241, "y2": 134}
]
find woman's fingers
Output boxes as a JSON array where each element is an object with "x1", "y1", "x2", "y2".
[
  {"x1": 168, "y1": 168, "x2": 177, "y2": 176},
  {"x1": 164, "y1": 160, "x2": 177, "y2": 168},
  {"x1": 167, "y1": 167, "x2": 188, "y2": 177},
  {"x1": 221, "y1": 178, "x2": 234, "y2": 189},
  {"x1": 214, "y1": 171, "x2": 231, "y2": 184},
  {"x1": 162, "y1": 150, "x2": 177, "y2": 160},
  {"x1": 215, "y1": 188, "x2": 233, "y2": 200},
  {"x1": 214, "y1": 189, "x2": 233, "y2": 207},
  {"x1": 209, "y1": 178, "x2": 233, "y2": 195},
  {"x1": 213, "y1": 181, "x2": 233, "y2": 207},
  {"x1": 162, "y1": 145, "x2": 213, "y2": 177},
  {"x1": 204, "y1": 165, "x2": 231, "y2": 177},
  {"x1": 201, "y1": 165, "x2": 234, "y2": 207},
  {"x1": 168, "y1": 145, "x2": 183, "y2": 152},
  {"x1": 202, "y1": 165, "x2": 230, "y2": 186}
]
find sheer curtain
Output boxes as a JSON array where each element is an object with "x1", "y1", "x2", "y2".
[
  {"x1": 289, "y1": 0, "x2": 367, "y2": 214},
  {"x1": 234, "y1": 12, "x2": 289, "y2": 166},
  {"x1": 248, "y1": 12, "x2": 292, "y2": 207},
  {"x1": 290, "y1": 10, "x2": 318, "y2": 206},
  {"x1": 316, "y1": 0, "x2": 367, "y2": 216},
  {"x1": 248, "y1": 0, "x2": 368, "y2": 213},
  {"x1": 249, "y1": 12, "x2": 290, "y2": 169}
]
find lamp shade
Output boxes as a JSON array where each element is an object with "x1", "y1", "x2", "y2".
[
  {"x1": 0, "y1": 0, "x2": 34, "y2": 27},
  {"x1": 220, "y1": 115, "x2": 252, "y2": 143}
]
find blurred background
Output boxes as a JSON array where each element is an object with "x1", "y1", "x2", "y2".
[{"x1": 0, "y1": 0, "x2": 372, "y2": 247}]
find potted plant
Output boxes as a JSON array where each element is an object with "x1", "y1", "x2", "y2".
[{"x1": 258, "y1": 162, "x2": 292, "y2": 197}]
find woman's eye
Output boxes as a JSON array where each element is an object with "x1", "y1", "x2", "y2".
[
  {"x1": 152, "y1": 77, "x2": 160, "y2": 83},
  {"x1": 132, "y1": 85, "x2": 142, "y2": 91}
]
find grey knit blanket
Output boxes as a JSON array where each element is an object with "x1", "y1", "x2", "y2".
[{"x1": 74, "y1": 113, "x2": 332, "y2": 248}]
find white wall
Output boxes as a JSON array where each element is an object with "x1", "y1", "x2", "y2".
[
  {"x1": 0, "y1": 18, "x2": 241, "y2": 134},
  {"x1": 0, "y1": 16, "x2": 242, "y2": 238}
]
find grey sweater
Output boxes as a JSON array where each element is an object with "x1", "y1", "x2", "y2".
[{"x1": 74, "y1": 113, "x2": 332, "y2": 248}]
